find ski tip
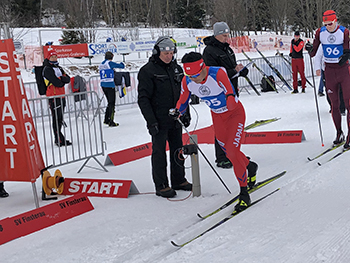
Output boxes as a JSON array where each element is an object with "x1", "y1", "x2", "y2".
[
  {"x1": 307, "y1": 157, "x2": 312, "y2": 161},
  {"x1": 317, "y1": 162, "x2": 322, "y2": 166},
  {"x1": 197, "y1": 213, "x2": 204, "y2": 219},
  {"x1": 171, "y1": 241, "x2": 182, "y2": 248}
]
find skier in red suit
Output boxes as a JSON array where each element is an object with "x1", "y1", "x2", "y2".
[
  {"x1": 170, "y1": 52, "x2": 258, "y2": 212},
  {"x1": 290, "y1": 31, "x2": 306, "y2": 93}
]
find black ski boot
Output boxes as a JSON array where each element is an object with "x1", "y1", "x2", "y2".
[
  {"x1": 0, "y1": 182, "x2": 9, "y2": 198},
  {"x1": 333, "y1": 130, "x2": 344, "y2": 146},
  {"x1": 344, "y1": 134, "x2": 350, "y2": 150},
  {"x1": 235, "y1": 187, "x2": 251, "y2": 212},
  {"x1": 247, "y1": 161, "x2": 258, "y2": 189}
]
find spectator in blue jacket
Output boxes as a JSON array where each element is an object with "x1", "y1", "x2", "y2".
[{"x1": 99, "y1": 51, "x2": 125, "y2": 127}]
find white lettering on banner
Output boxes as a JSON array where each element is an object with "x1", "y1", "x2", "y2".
[
  {"x1": 68, "y1": 181, "x2": 123, "y2": 195},
  {"x1": 0, "y1": 52, "x2": 10, "y2": 73},
  {"x1": 3, "y1": 125, "x2": 17, "y2": 145},
  {"x1": 0, "y1": 77, "x2": 11, "y2": 97},
  {"x1": 17, "y1": 75, "x2": 25, "y2": 95},
  {"x1": 6, "y1": 148, "x2": 17, "y2": 168},
  {"x1": 2, "y1": 101, "x2": 17, "y2": 121},
  {"x1": 22, "y1": 99, "x2": 31, "y2": 118},
  {"x1": 24, "y1": 122, "x2": 34, "y2": 143},
  {"x1": 12, "y1": 51, "x2": 20, "y2": 72}
]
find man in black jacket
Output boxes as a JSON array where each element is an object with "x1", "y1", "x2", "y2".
[
  {"x1": 43, "y1": 50, "x2": 72, "y2": 147},
  {"x1": 138, "y1": 36, "x2": 192, "y2": 198},
  {"x1": 202, "y1": 22, "x2": 258, "y2": 189}
]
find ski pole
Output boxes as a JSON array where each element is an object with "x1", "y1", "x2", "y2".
[
  {"x1": 177, "y1": 118, "x2": 232, "y2": 194},
  {"x1": 308, "y1": 51, "x2": 324, "y2": 146}
]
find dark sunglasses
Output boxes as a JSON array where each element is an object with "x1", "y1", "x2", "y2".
[{"x1": 323, "y1": 20, "x2": 335, "y2": 27}]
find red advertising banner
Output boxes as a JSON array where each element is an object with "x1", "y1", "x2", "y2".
[
  {"x1": 62, "y1": 178, "x2": 139, "y2": 198},
  {"x1": 0, "y1": 39, "x2": 45, "y2": 182},
  {"x1": 105, "y1": 125, "x2": 305, "y2": 167},
  {"x1": 43, "y1": 44, "x2": 89, "y2": 58},
  {"x1": 0, "y1": 193, "x2": 94, "y2": 245}
]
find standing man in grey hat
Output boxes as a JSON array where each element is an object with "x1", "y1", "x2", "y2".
[
  {"x1": 202, "y1": 22, "x2": 258, "y2": 189},
  {"x1": 138, "y1": 36, "x2": 192, "y2": 198}
]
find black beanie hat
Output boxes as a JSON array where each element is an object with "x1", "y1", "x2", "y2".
[{"x1": 105, "y1": 51, "x2": 114, "y2": 60}]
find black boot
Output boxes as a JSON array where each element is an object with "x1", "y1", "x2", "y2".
[
  {"x1": 0, "y1": 182, "x2": 9, "y2": 198},
  {"x1": 247, "y1": 161, "x2": 258, "y2": 189},
  {"x1": 333, "y1": 130, "x2": 344, "y2": 146},
  {"x1": 156, "y1": 187, "x2": 176, "y2": 198},
  {"x1": 344, "y1": 134, "x2": 350, "y2": 150},
  {"x1": 234, "y1": 186, "x2": 251, "y2": 212}
]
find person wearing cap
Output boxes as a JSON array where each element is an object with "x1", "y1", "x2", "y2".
[
  {"x1": 43, "y1": 49, "x2": 72, "y2": 147},
  {"x1": 99, "y1": 51, "x2": 125, "y2": 127},
  {"x1": 202, "y1": 22, "x2": 257, "y2": 185},
  {"x1": 306, "y1": 10, "x2": 350, "y2": 149},
  {"x1": 290, "y1": 31, "x2": 306, "y2": 93},
  {"x1": 171, "y1": 52, "x2": 254, "y2": 212},
  {"x1": 0, "y1": 182, "x2": 9, "y2": 198},
  {"x1": 137, "y1": 36, "x2": 192, "y2": 198}
]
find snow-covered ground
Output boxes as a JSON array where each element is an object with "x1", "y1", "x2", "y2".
[
  {"x1": 2, "y1": 27, "x2": 350, "y2": 263},
  {"x1": 2, "y1": 69, "x2": 350, "y2": 262}
]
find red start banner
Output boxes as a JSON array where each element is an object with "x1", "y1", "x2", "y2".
[
  {"x1": 0, "y1": 39, "x2": 45, "y2": 182},
  {"x1": 43, "y1": 44, "x2": 89, "y2": 58},
  {"x1": 0, "y1": 193, "x2": 94, "y2": 245},
  {"x1": 62, "y1": 178, "x2": 139, "y2": 198}
]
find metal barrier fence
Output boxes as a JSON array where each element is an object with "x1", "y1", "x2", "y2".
[
  {"x1": 27, "y1": 91, "x2": 106, "y2": 173},
  {"x1": 237, "y1": 52, "x2": 313, "y2": 93},
  {"x1": 22, "y1": 53, "x2": 313, "y2": 171}
]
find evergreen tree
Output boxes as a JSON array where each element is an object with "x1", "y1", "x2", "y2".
[{"x1": 175, "y1": 0, "x2": 205, "y2": 28}]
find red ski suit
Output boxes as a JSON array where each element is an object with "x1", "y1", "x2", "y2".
[{"x1": 176, "y1": 66, "x2": 249, "y2": 187}]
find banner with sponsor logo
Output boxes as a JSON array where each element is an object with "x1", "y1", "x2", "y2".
[
  {"x1": 43, "y1": 44, "x2": 89, "y2": 58},
  {"x1": 0, "y1": 193, "x2": 94, "y2": 245},
  {"x1": 0, "y1": 39, "x2": 45, "y2": 182},
  {"x1": 88, "y1": 38, "x2": 198, "y2": 56}
]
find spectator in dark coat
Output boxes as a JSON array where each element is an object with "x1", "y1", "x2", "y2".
[
  {"x1": 202, "y1": 22, "x2": 257, "y2": 186},
  {"x1": 137, "y1": 36, "x2": 192, "y2": 198},
  {"x1": 43, "y1": 49, "x2": 72, "y2": 147}
]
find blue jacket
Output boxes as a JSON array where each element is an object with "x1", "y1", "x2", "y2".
[{"x1": 99, "y1": 60, "x2": 125, "y2": 88}]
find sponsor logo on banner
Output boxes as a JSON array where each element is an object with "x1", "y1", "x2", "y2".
[
  {"x1": 0, "y1": 193, "x2": 94, "y2": 245},
  {"x1": 43, "y1": 44, "x2": 89, "y2": 58}
]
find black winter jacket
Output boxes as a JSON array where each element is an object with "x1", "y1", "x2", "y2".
[
  {"x1": 137, "y1": 55, "x2": 187, "y2": 129},
  {"x1": 203, "y1": 36, "x2": 240, "y2": 94}
]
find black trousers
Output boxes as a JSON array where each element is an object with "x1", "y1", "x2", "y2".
[
  {"x1": 102, "y1": 87, "x2": 116, "y2": 124},
  {"x1": 151, "y1": 126, "x2": 186, "y2": 190},
  {"x1": 49, "y1": 97, "x2": 66, "y2": 143}
]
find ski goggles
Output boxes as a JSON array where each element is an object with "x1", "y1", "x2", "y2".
[{"x1": 323, "y1": 20, "x2": 335, "y2": 27}]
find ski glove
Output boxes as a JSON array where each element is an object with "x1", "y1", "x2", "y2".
[
  {"x1": 239, "y1": 67, "x2": 249, "y2": 78},
  {"x1": 339, "y1": 49, "x2": 350, "y2": 66},
  {"x1": 169, "y1": 108, "x2": 181, "y2": 120},
  {"x1": 147, "y1": 123, "x2": 159, "y2": 136},
  {"x1": 180, "y1": 111, "x2": 191, "y2": 128},
  {"x1": 305, "y1": 42, "x2": 313, "y2": 53},
  {"x1": 226, "y1": 94, "x2": 237, "y2": 111}
]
